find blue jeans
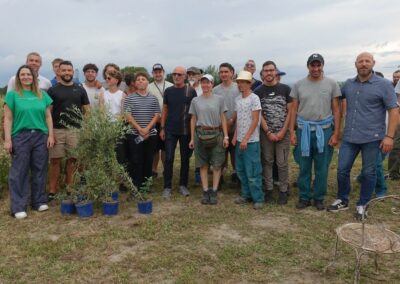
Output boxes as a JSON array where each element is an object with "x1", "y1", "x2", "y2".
[
  {"x1": 9, "y1": 130, "x2": 49, "y2": 214},
  {"x1": 337, "y1": 140, "x2": 381, "y2": 206},
  {"x1": 235, "y1": 142, "x2": 264, "y2": 203},
  {"x1": 163, "y1": 133, "x2": 192, "y2": 189},
  {"x1": 294, "y1": 127, "x2": 334, "y2": 201},
  {"x1": 356, "y1": 151, "x2": 387, "y2": 197}
]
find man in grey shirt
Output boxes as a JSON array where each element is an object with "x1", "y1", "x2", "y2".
[
  {"x1": 289, "y1": 53, "x2": 341, "y2": 211},
  {"x1": 213, "y1": 62, "x2": 241, "y2": 185}
]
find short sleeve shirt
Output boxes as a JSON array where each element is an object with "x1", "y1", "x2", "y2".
[
  {"x1": 4, "y1": 90, "x2": 53, "y2": 136},
  {"x1": 254, "y1": 83, "x2": 292, "y2": 133},
  {"x1": 83, "y1": 83, "x2": 105, "y2": 108},
  {"x1": 341, "y1": 74, "x2": 399, "y2": 143},
  {"x1": 163, "y1": 85, "x2": 197, "y2": 135},
  {"x1": 235, "y1": 93, "x2": 261, "y2": 143},
  {"x1": 189, "y1": 95, "x2": 227, "y2": 127},
  {"x1": 148, "y1": 80, "x2": 174, "y2": 109},
  {"x1": 290, "y1": 77, "x2": 341, "y2": 121},
  {"x1": 213, "y1": 82, "x2": 240, "y2": 120},
  {"x1": 47, "y1": 83, "x2": 90, "y2": 129}
]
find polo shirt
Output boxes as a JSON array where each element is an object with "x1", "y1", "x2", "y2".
[{"x1": 342, "y1": 74, "x2": 398, "y2": 144}]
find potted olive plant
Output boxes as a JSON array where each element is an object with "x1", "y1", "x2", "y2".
[{"x1": 137, "y1": 177, "x2": 153, "y2": 214}]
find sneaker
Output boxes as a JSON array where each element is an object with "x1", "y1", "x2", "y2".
[
  {"x1": 234, "y1": 196, "x2": 250, "y2": 204},
  {"x1": 296, "y1": 199, "x2": 311, "y2": 209},
  {"x1": 162, "y1": 188, "x2": 172, "y2": 198},
  {"x1": 277, "y1": 191, "x2": 288, "y2": 205},
  {"x1": 327, "y1": 199, "x2": 349, "y2": 212},
  {"x1": 314, "y1": 200, "x2": 325, "y2": 211},
  {"x1": 355, "y1": 205, "x2": 368, "y2": 221},
  {"x1": 201, "y1": 190, "x2": 210, "y2": 205},
  {"x1": 14, "y1": 211, "x2": 27, "y2": 219},
  {"x1": 195, "y1": 172, "x2": 201, "y2": 184},
  {"x1": 48, "y1": 193, "x2": 55, "y2": 202},
  {"x1": 264, "y1": 190, "x2": 275, "y2": 204},
  {"x1": 179, "y1": 186, "x2": 190, "y2": 197},
  {"x1": 253, "y1": 202, "x2": 264, "y2": 210},
  {"x1": 209, "y1": 190, "x2": 218, "y2": 205},
  {"x1": 38, "y1": 204, "x2": 49, "y2": 212}
]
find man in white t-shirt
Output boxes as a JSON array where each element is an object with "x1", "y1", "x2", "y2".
[
  {"x1": 82, "y1": 63, "x2": 105, "y2": 108},
  {"x1": 7, "y1": 52, "x2": 51, "y2": 91},
  {"x1": 148, "y1": 63, "x2": 173, "y2": 178},
  {"x1": 233, "y1": 70, "x2": 264, "y2": 210}
]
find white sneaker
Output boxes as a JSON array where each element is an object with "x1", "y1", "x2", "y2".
[
  {"x1": 355, "y1": 205, "x2": 368, "y2": 221},
  {"x1": 15, "y1": 211, "x2": 27, "y2": 219},
  {"x1": 38, "y1": 204, "x2": 49, "y2": 212}
]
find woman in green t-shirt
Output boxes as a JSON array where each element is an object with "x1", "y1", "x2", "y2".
[{"x1": 4, "y1": 65, "x2": 54, "y2": 219}]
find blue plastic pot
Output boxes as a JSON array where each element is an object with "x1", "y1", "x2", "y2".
[
  {"x1": 60, "y1": 200, "x2": 75, "y2": 215},
  {"x1": 103, "y1": 201, "x2": 119, "y2": 216},
  {"x1": 110, "y1": 191, "x2": 119, "y2": 201},
  {"x1": 137, "y1": 200, "x2": 152, "y2": 214},
  {"x1": 75, "y1": 201, "x2": 94, "y2": 218}
]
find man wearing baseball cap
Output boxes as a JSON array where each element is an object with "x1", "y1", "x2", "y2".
[
  {"x1": 187, "y1": 66, "x2": 203, "y2": 96},
  {"x1": 148, "y1": 63, "x2": 173, "y2": 178},
  {"x1": 289, "y1": 53, "x2": 341, "y2": 210}
]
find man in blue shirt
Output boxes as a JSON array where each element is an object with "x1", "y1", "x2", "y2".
[{"x1": 328, "y1": 52, "x2": 399, "y2": 220}]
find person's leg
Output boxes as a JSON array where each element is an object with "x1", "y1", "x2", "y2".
[
  {"x1": 336, "y1": 140, "x2": 360, "y2": 203},
  {"x1": 48, "y1": 129, "x2": 66, "y2": 194},
  {"x1": 49, "y1": 158, "x2": 62, "y2": 194},
  {"x1": 9, "y1": 132, "x2": 32, "y2": 215},
  {"x1": 295, "y1": 128, "x2": 313, "y2": 202},
  {"x1": 358, "y1": 141, "x2": 381, "y2": 205},
  {"x1": 260, "y1": 134, "x2": 274, "y2": 192},
  {"x1": 143, "y1": 136, "x2": 158, "y2": 182},
  {"x1": 388, "y1": 126, "x2": 400, "y2": 179},
  {"x1": 178, "y1": 134, "x2": 191, "y2": 188},
  {"x1": 65, "y1": 158, "x2": 76, "y2": 190},
  {"x1": 235, "y1": 144, "x2": 251, "y2": 200},
  {"x1": 313, "y1": 127, "x2": 334, "y2": 202},
  {"x1": 30, "y1": 132, "x2": 49, "y2": 209},
  {"x1": 276, "y1": 133, "x2": 290, "y2": 193},
  {"x1": 375, "y1": 152, "x2": 387, "y2": 197},
  {"x1": 200, "y1": 165, "x2": 209, "y2": 190},
  {"x1": 243, "y1": 143, "x2": 264, "y2": 203},
  {"x1": 128, "y1": 134, "x2": 145, "y2": 188},
  {"x1": 163, "y1": 133, "x2": 178, "y2": 189}
]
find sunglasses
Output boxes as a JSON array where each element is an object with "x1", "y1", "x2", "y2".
[
  {"x1": 246, "y1": 64, "x2": 255, "y2": 68},
  {"x1": 172, "y1": 73, "x2": 185, "y2": 77}
]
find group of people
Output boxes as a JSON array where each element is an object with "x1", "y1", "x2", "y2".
[{"x1": 3, "y1": 51, "x2": 399, "y2": 220}]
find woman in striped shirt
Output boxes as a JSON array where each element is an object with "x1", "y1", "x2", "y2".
[{"x1": 124, "y1": 72, "x2": 160, "y2": 188}]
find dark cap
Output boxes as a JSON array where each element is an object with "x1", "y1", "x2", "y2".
[
  {"x1": 187, "y1": 66, "x2": 201, "y2": 74},
  {"x1": 152, "y1": 63, "x2": 164, "y2": 71},
  {"x1": 307, "y1": 53, "x2": 324, "y2": 65},
  {"x1": 276, "y1": 69, "x2": 286, "y2": 76}
]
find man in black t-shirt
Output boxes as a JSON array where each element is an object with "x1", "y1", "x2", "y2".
[
  {"x1": 254, "y1": 61, "x2": 292, "y2": 205},
  {"x1": 47, "y1": 61, "x2": 90, "y2": 200},
  {"x1": 160, "y1": 66, "x2": 197, "y2": 198}
]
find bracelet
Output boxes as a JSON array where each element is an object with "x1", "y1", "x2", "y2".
[
  {"x1": 224, "y1": 136, "x2": 229, "y2": 140},
  {"x1": 385, "y1": 135, "x2": 394, "y2": 140},
  {"x1": 160, "y1": 126, "x2": 165, "y2": 130}
]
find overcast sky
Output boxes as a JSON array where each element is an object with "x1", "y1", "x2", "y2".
[{"x1": 1, "y1": 0, "x2": 399, "y2": 86}]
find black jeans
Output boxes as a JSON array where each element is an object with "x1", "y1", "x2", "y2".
[
  {"x1": 164, "y1": 133, "x2": 192, "y2": 189},
  {"x1": 128, "y1": 134, "x2": 157, "y2": 188}
]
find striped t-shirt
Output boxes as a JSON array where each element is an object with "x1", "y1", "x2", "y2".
[{"x1": 123, "y1": 93, "x2": 160, "y2": 135}]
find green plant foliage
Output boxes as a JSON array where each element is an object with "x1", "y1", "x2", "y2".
[
  {"x1": 59, "y1": 106, "x2": 139, "y2": 203},
  {"x1": 139, "y1": 176, "x2": 153, "y2": 201},
  {"x1": 0, "y1": 96, "x2": 11, "y2": 197}
]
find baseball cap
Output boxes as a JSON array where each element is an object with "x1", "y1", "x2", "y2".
[
  {"x1": 200, "y1": 74, "x2": 214, "y2": 82},
  {"x1": 152, "y1": 63, "x2": 164, "y2": 71},
  {"x1": 307, "y1": 53, "x2": 324, "y2": 65},
  {"x1": 276, "y1": 69, "x2": 286, "y2": 76},
  {"x1": 187, "y1": 66, "x2": 201, "y2": 74}
]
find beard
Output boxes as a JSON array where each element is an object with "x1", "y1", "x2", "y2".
[{"x1": 61, "y1": 75, "x2": 73, "y2": 83}]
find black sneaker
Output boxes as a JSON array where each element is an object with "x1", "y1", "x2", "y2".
[
  {"x1": 296, "y1": 199, "x2": 311, "y2": 209},
  {"x1": 209, "y1": 190, "x2": 218, "y2": 205},
  {"x1": 264, "y1": 190, "x2": 275, "y2": 204},
  {"x1": 201, "y1": 190, "x2": 210, "y2": 205},
  {"x1": 48, "y1": 193, "x2": 55, "y2": 202},
  {"x1": 327, "y1": 199, "x2": 349, "y2": 212},
  {"x1": 314, "y1": 200, "x2": 325, "y2": 211},
  {"x1": 277, "y1": 191, "x2": 288, "y2": 205}
]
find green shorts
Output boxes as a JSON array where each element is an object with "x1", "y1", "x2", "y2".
[{"x1": 194, "y1": 129, "x2": 226, "y2": 169}]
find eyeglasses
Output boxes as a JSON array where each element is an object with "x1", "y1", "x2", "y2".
[
  {"x1": 172, "y1": 73, "x2": 184, "y2": 77},
  {"x1": 245, "y1": 64, "x2": 255, "y2": 68},
  {"x1": 106, "y1": 77, "x2": 113, "y2": 80}
]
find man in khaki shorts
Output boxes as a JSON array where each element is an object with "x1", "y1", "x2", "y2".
[{"x1": 47, "y1": 61, "x2": 90, "y2": 201}]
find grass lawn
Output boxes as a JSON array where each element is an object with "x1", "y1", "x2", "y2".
[{"x1": 0, "y1": 148, "x2": 399, "y2": 283}]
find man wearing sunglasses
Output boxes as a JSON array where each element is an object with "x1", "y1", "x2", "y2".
[
  {"x1": 244, "y1": 59, "x2": 262, "y2": 91},
  {"x1": 160, "y1": 66, "x2": 197, "y2": 198}
]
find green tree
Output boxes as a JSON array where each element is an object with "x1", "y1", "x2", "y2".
[
  {"x1": 203, "y1": 65, "x2": 220, "y2": 85},
  {"x1": 120, "y1": 66, "x2": 149, "y2": 77}
]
